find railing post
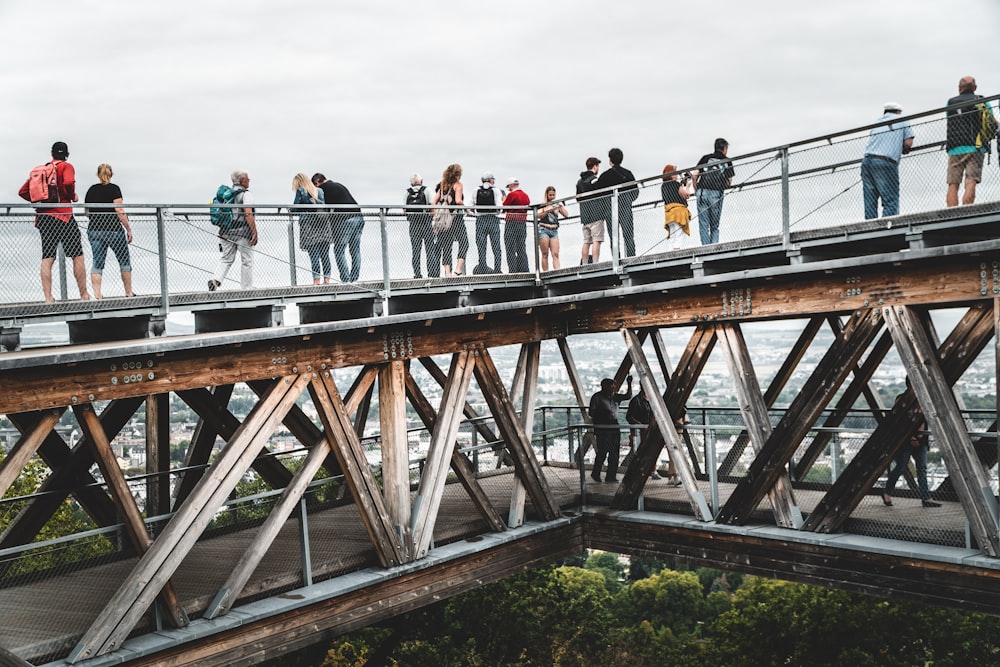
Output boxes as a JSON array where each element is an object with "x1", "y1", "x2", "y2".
[
  {"x1": 287, "y1": 212, "x2": 297, "y2": 287},
  {"x1": 780, "y1": 146, "x2": 791, "y2": 250},
  {"x1": 299, "y1": 496, "x2": 313, "y2": 587},
  {"x1": 707, "y1": 425, "x2": 719, "y2": 518},
  {"x1": 831, "y1": 436, "x2": 841, "y2": 482},
  {"x1": 379, "y1": 207, "x2": 390, "y2": 317},
  {"x1": 56, "y1": 246, "x2": 68, "y2": 300},
  {"x1": 532, "y1": 205, "x2": 542, "y2": 283},
  {"x1": 611, "y1": 188, "x2": 621, "y2": 274},
  {"x1": 541, "y1": 407, "x2": 548, "y2": 462},
  {"x1": 156, "y1": 207, "x2": 169, "y2": 315}
]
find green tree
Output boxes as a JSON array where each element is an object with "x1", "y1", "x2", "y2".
[
  {"x1": 584, "y1": 550, "x2": 626, "y2": 593},
  {"x1": 614, "y1": 568, "x2": 705, "y2": 636}
]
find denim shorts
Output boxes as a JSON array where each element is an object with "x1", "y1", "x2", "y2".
[{"x1": 537, "y1": 225, "x2": 559, "y2": 240}]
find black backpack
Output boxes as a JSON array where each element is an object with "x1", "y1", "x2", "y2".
[
  {"x1": 475, "y1": 185, "x2": 498, "y2": 213},
  {"x1": 405, "y1": 185, "x2": 426, "y2": 214}
]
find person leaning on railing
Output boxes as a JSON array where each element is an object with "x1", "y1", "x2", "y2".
[{"x1": 537, "y1": 185, "x2": 568, "y2": 271}]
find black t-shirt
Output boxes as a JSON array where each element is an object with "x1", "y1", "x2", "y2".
[
  {"x1": 318, "y1": 181, "x2": 361, "y2": 216},
  {"x1": 660, "y1": 180, "x2": 687, "y2": 206},
  {"x1": 696, "y1": 151, "x2": 735, "y2": 191},
  {"x1": 946, "y1": 92, "x2": 983, "y2": 151},
  {"x1": 84, "y1": 182, "x2": 124, "y2": 230}
]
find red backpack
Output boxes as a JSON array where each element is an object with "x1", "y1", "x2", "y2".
[{"x1": 27, "y1": 162, "x2": 60, "y2": 204}]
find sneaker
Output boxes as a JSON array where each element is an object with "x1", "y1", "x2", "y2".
[
  {"x1": 650, "y1": 472, "x2": 662, "y2": 480},
  {"x1": 669, "y1": 477, "x2": 683, "y2": 486},
  {"x1": 208, "y1": 279, "x2": 221, "y2": 291},
  {"x1": 922, "y1": 500, "x2": 942, "y2": 508}
]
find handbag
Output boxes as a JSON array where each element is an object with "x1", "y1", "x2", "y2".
[{"x1": 431, "y1": 187, "x2": 455, "y2": 234}]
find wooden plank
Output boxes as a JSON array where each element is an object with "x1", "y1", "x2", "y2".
[
  {"x1": 882, "y1": 305, "x2": 1000, "y2": 555},
  {"x1": 803, "y1": 304, "x2": 995, "y2": 532},
  {"x1": 619, "y1": 328, "x2": 711, "y2": 520},
  {"x1": 403, "y1": 367, "x2": 506, "y2": 532},
  {"x1": 508, "y1": 343, "x2": 528, "y2": 408},
  {"x1": 474, "y1": 349, "x2": 560, "y2": 521},
  {"x1": 412, "y1": 351, "x2": 476, "y2": 558},
  {"x1": 716, "y1": 324, "x2": 801, "y2": 528},
  {"x1": 0, "y1": 408, "x2": 62, "y2": 497},
  {"x1": 68, "y1": 373, "x2": 310, "y2": 662},
  {"x1": 308, "y1": 372, "x2": 407, "y2": 568},
  {"x1": 172, "y1": 384, "x2": 233, "y2": 509},
  {"x1": 418, "y1": 356, "x2": 502, "y2": 451},
  {"x1": 145, "y1": 393, "x2": 171, "y2": 517},
  {"x1": 379, "y1": 360, "x2": 412, "y2": 551},
  {"x1": 509, "y1": 342, "x2": 540, "y2": 528},
  {"x1": 716, "y1": 308, "x2": 884, "y2": 525}
]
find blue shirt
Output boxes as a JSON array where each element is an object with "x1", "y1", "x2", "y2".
[{"x1": 864, "y1": 113, "x2": 915, "y2": 163}]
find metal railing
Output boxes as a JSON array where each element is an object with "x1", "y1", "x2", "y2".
[{"x1": 2, "y1": 96, "x2": 997, "y2": 314}]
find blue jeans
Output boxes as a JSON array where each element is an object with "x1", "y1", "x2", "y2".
[
  {"x1": 861, "y1": 156, "x2": 899, "y2": 219},
  {"x1": 884, "y1": 442, "x2": 930, "y2": 500},
  {"x1": 305, "y1": 245, "x2": 332, "y2": 281},
  {"x1": 408, "y1": 214, "x2": 438, "y2": 278},
  {"x1": 87, "y1": 228, "x2": 131, "y2": 273},
  {"x1": 332, "y1": 215, "x2": 364, "y2": 282},
  {"x1": 696, "y1": 189, "x2": 724, "y2": 245},
  {"x1": 475, "y1": 214, "x2": 501, "y2": 272}
]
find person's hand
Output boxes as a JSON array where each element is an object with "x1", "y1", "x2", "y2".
[
  {"x1": 125, "y1": 228, "x2": 133, "y2": 244},
  {"x1": 250, "y1": 229, "x2": 259, "y2": 246}
]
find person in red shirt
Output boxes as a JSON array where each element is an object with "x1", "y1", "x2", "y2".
[
  {"x1": 502, "y1": 178, "x2": 531, "y2": 272},
  {"x1": 19, "y1": 141, "x2": 90, "y2": 303}
]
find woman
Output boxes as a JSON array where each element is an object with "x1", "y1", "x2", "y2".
[
  {"x1": 84, "y1": 164, "x2": 134, "y2": 298},
  {"x1": 661, "y1": 164, "x2": 694, "y2": 250},
  {"x1": 537, "y1": 186, "x2": 568, "y2": 271},
  {"x1": 291, "y1": 173, "x2": 331, "y2": 284},
  {"x1": 431, "y1": 163, "x2": 467, "y2": 277}
]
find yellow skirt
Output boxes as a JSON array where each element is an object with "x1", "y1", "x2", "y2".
[{"x1": 663, "y1": 203, "x2": 691, "y2": 238}]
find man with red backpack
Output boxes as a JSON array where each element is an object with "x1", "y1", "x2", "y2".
[{"x1": 19, "y1": 141, "x2": 90, "y2": 303}]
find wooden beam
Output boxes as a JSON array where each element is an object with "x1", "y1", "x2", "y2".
[
  {"x1": 716, "y1": 308, "x2": 883, "y2": 525},
  {"x1": 619, "y1": 328, "x2": 712, "y2": 520},
  {"x1": 555, "y1": 337, "x2": 596, "y2": 462},
  {"x1": 173, "y1": 384, "x2": 233, "y2": 509},
  {"x1": 716, "y1": 323, "x2": 801, "y2": 528},
  {"x1": 803, "y1": 304, "x2": 994, "y2": 532},
  {"x1": 509, "y1": 342, "x2": 540, "y2": 528},
  {"x1": 0, "y1": 408, "x2": 63, "y2": 498},
  {"x1": 418, "y1": 356, "x2": 502, "y2": 451},
  {"x1": 882, "y1": 305, "x2": 1000, "y2": 555},
  {"x1": 474, "y1": 349, "x2": 560, "y2": 521},
  {"x1": 412, "y1": 351, "x2": 476, "y2": 558},
  {"x1": 379, "y1": 360, "x2": 412, "y2": 553},
  {"x1": 68, "y1": 373, "x2": 311, "y2": 662},
  {"x1": 145, "y1": 393, "x2": 171, "y2": 517}
]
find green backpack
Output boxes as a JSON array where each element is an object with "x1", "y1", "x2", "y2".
[
  {"x1": 975, "y1": 101, "x2": 997, "y2": 153},
  {"x1": 209, "y1": 185, "x2": 241, "y2": 229}
]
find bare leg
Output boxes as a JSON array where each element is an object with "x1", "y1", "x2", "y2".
[
  {"x1": 91, "y1": 273, "x2": 103, "y2": 300},
  {"x1": 455, "y1": 257, "x2": 465, "y2": 275},
  {"x1": 550, "y1": 237, "x2": 560, "y2": 270},
  {"x1": 40, "y1": 258, "x2": 55, "y2": 303},
  {"x1": 580, "y1": 242, "x2": 591, "y2": 265},
  {"x1": 443, "y1": 264, "x2": 452, "y2": 277},
  {"x1": 963, "y1": 178, "x2": 978, "y2": 205},
  {"x1": 72, "y1": 255, "x2": 90, "y2": 300},
  {"x1": 539, "y1": 237, "x2": 550, "y2": 271},
  {"x1": 946, "y1": 183, "x2": 960, "y2": 207},
  {"x1": 592, "y1": 241, "x2": 602, "y2": 263},
  {"x1": 122, "y1": 271, "x2": 133, "y2": 297}
]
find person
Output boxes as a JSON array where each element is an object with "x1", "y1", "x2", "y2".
[
  {"x1": 472, "y1": 172, "x2": 503, "y2": 274},
  {"x1": 693, "y1": 138, "x2": 735, "y2": 245},
  {"x1": 291, "y1": 173, "x2": 331, "y2": 285},
  {"x1": 860, "y1": 103, "x2": 915, "y2": 220},
  {"x1": 208, "y1": 169, "x2": 257, "y2": 290},
  {"x1": 313, "y1": 172, "x2": 364, "y2": 282},
  {"x1": 84, "y1": 163, "x2": 134, "y2": 298},
  {"x1": 576, "y1": 157, "x2": 604, "y2": 264},
  {"x1": 431, "y1": 163, "x2": 468, "y2": 277},
  {"x1": 945, "y1": 76, "x2": 997, "y2": 207},
  {"x1": 625, "y1": 387, "x2": 683, "y2": 484},
  {"x1": 660, "y1": 165, "x2": 694, "y2": 250},
  {"x1": 503, "y1": 177, "x2": 531, "y2": 272},
  {"x1": 19, "y1": 141, "x2": 90, "y2": 302},
  {"x1": 594, "y1": 148, "x2": 639, "y2": 257},
  {"x1": 537, "y1": 186, "x2": 568, "y2": 271},
  {"x1": 588, "y1": 375, "x2": 633, "y2": 483},
  {"x1": 882, "y1": 389, "x2": 941, "y2": 508},
  {"x1": 405, "y1": 173, "x2": 437, "y2": 279}
]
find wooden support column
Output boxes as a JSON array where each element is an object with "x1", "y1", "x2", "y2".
[
  {"x1": 509, "y1": 342, "x2": 540, "y2": 528},
  {"x1": 419, "y1": 356, "x2": 502, "y2": 451},
  {"x1": 172, "y1": 384, "x2": 233, "y2": 509},
  {"x1": 145, "y1": 393, "x2": 171, "y2": 518},
  {"x1": 716, "y1": 324, "x2": 802, "y2": 528},
  {"x1": 474, "y1": 349, "x2": 560, "y2": 521},
  {"x1": 621, "y1": 328, "x2": 712, "y2": 520},
  {"x1": 556, "y1": 337, "x2": 595, "y2": 461},
  {"x1": 379, "y1": 360, "x2": 412, "y2": 550},
  {"x1": 411, "y1": 351, "x2": 476, "y2": 558},
  {"x1": 803, "y1": 304, "x2": 994, "y2": 533},
  {"x1": 68, "y1": 374, "x2": 311, "y2": 663},
  {"x1": 0, "y1": 408, "x2": 63, "y2": 497},
  {"x1": 403, "y1": 368, "x2": 505, "y2": 532},
  {"x1": 309, "y1": 371, "x2": 409, "y2": 567},
  {"x1": 882, "y1": 305, "x2": 1000, "y2": 556},
  {"x1": 716, "y1": 308, "x2": 883, "y2": 525}
]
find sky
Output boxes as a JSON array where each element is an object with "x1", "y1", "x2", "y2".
[{"x1": 1, "y1": 0, "x2": 997, "y2": 208}]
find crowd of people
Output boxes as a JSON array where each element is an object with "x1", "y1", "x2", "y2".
[{"x1": 16, "y1": 75, "x2": 994, "y2": 300}]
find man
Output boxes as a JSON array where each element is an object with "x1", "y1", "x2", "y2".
[
  {"x1": 473, "y1": 172, "x2": 503, "y2": 274},
  {"x1": 313, "y1": 172, "x2": 364, "y2": 282},
  {"x1": 19, "y1": 141, "x2": 90, "y2": 303},
  {"x1": 208, "y1": 169, "x2": 257, "y2": 290},
  {"x1": 405, "y1": 173, "x2": 437, "y2": 278},
  {"x1": 502, "y1": 177, "x2": 530, "y2": 273},
  {"x1": 882, "y1": 384, "x2": 941, "y2": 508},
  {"x1": 594, "y1": 148, "x2": 639, "y2": 257},
  {"x1": 625, "y1": 386, "x2": 660, "y2": 480},
  {"x1": 588, "y1": 375, "x2": 632, "y2": 483},
  {"x1": 693, "y1": 138, "x2": 735, "y2": 245},
  {"x1": 861, "y1": 102, "x2": 915, "y2": 219},
  {"x1": 576, "y1": 157, "x2": 604, "y2": 264},
  {"x1": 945, "y1": 76, "x2": 997, "y2": 207}
]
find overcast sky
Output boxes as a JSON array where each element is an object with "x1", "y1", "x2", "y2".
[{"x1": 1, "y1": 0, "x2": 997, "y2": 207}]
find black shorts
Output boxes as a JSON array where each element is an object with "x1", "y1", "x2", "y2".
[{"x1": 37, "y1": 215, "x2": 84, "y2": 259}]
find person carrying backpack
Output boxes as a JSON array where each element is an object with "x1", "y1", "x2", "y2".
[
  {"x1": 473, "y1": 172, "x2": 503, "y2": 274},
  {"x1": 208, "y1": 169, "x2": 257, "y2": 291},
  {"x1": 945, "y1": 75, "x2": 998, "y2": 207},
  {"x1": 18, "y1": 141, "x2": 91, "y2": 303},
  {"x1": 405, "y1": 173, "x2": 438, "y2": 278}
]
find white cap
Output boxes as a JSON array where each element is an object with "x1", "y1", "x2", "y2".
[
  {"x1": 883, "y1": 102, "x2": 902, "y2": 112},
  {"x1": 506, "y1": 177, "x2": 519, "y2": 186}
]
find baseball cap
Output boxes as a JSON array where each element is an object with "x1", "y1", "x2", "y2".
[
  {"x1": 481, "y1": 172, "x2": 494, "y2": 182},
  {"x1": 883, "y1": 102, "x2": 902, "y2": 112},
  {"x1": 51, "y1": 141, "x2": 69, "y2": 156},
  {"x1": 506, "y1": 177, "x2": 519, "y2": 186}
]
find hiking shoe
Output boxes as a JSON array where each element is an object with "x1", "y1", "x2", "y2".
[
  {"x1": 208, "y1": 279, "x2": 221, "y2": 291},
  {"x1": 650, "y1": 472, "x2": 662, "y2": 480}
]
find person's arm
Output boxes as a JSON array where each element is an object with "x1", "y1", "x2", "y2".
[
  {"x1": 113, "y1": 197, "x2": 133, "y2": 243},
  {"x1": 453, "y1": 182, "x2": 464, "y2": 206},
  {"x1": 556, "y1": 202, "x2": 569, "y2": 217}
]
